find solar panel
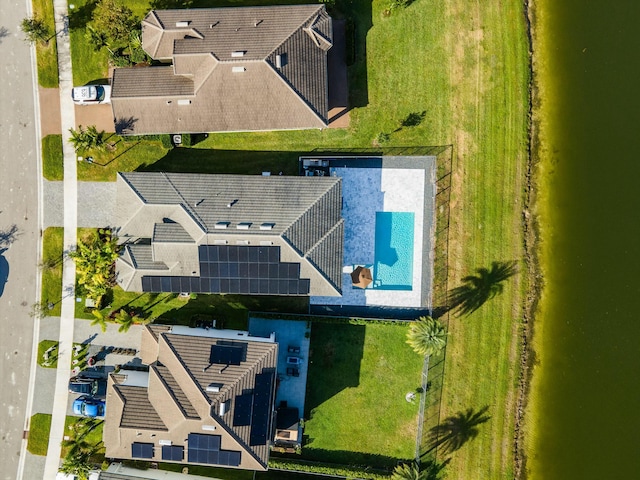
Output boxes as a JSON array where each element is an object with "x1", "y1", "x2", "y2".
[
  {"x1": 233, "y1": 393, "x2": 253, "y2": 426},
  {"x1": 161, "y1": 445, "x2": 184, "y2": 461},
  {"x1": 131, "y1": 442, "x2": 154, "y2": 459},
  {"x1": 187, "y1": 434, "x2": 240, "y2": 466},
  {"x1": 250, "y1": 371, "x2": 274, "y2": 446},
  {"x1": 210, "y1": 344, "x2": 243, "y2": 365}
]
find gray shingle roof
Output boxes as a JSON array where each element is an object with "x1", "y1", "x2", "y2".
[
  {"x1": 111, "y1": 5, "x2": 332, "y2": 134},
  {"x1": 117, "y1": 172, "x2": 343, "y2": 296},
  {"x1": 153, "y1": 222, "x2": 195, "y2": 243}
]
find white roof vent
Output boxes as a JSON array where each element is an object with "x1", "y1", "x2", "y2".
[
  {"x1": 275, "y1": 55, "x2": 282, "y2": 68},
  {"x1": 176, "y1": 21, "x2": 190, "y2": 27},
  {"x1": 159, "y1": 439, "x2": 172, "y2": 446},
  {"x1": 232, "y1": 66, "x2": 246, "y2": 73},
  {"x1": 213, "y1": 239, "x2": 227, "y2": 245},
  {"x1": 177, "y1": 99, "x2": 191, "y2": 106},
  {"x1": 202, "y1": 425, "x2": 217, "y2": 431},
  {"x1": 260, "y1": 223, "x2": 274, "y2": 230},
  {"x1": 231, "y1": 51, "x2": 245, "y2": 57},
  {"x1": 259, "y1": 240, "x2": 273, "y2": 246},
  {"x1": 236, "y1": 240, "x2": 250, "y2": 245},
  {"x1": 214, "y1": 222, "x2": 230, "y2": 229},
  {"x1": 206, "y1": 383, "x2": 223, "y2": 393},
  {"x1": 219, "y1": 400, "x2": 230, "y2": 416},
  {"x1": 236, "y1": 222, "x2": 251, "y2": 230}
]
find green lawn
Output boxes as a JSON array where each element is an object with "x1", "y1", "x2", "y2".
[
  {"x1": 41, "y1": 227, "x2": 63, "y2": 317},
  {"x1": 61, "y1": 417, "x2": 105, "y2": 460},
  {"x1": 32, "y1": 0, "x2": 58, "y2": 87},
  {"x1": 27, "y1": 413, "x2": 52, "y2": 455},
  {"x1": 302, "y1": 322, "x2": 422, "y2": 469},
  {"x1": 42, "y1": 134, "x2": 63, "y2": 180}
]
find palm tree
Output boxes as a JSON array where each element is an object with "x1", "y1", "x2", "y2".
[
  {"x1": 59, "y1": 451, "x2": 92, "y2": 480},
  {"x1": 406, "y1": 316, "x2": 447, "y2": 357},
  {"x1": 448, "y1": 261, "x2": 517, "y2": 316},
  {"x1": 90, "y1": 309, "x2": 107, "y2": 333},
  {"x1": 68, "y1": 125, "x2": 107, "y2": 154},
  {"x1": 427, "y1": 406, "x2": 491, "y2": 454},
  {"x1": 20, "y1": 16, "x2": 50, "y2": 45},
  {"x1": 114, "y1": 309, "x2": 135, "y2": 333},
  {"x1": 392, "y1": 463, "x2": 424, "y2": 480},
  {"x1": 392, "y1": 461, "x2": 445, "y2": 480}
]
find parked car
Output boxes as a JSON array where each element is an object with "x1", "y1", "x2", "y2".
[
  {"x1": 73, "y1": 396, "x2": 106, "y2": 418},
  {"x1": 68, "y1": 376, "x2": 98, "y2": 395},
  {"x1": 71, "y1": 85, "x2": 111, "y2": 105}
]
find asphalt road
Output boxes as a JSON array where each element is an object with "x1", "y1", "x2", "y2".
[{"x1": 0, "y1": 0, "x2": 42, "y2": 478}]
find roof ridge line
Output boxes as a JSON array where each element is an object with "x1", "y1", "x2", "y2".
[
  {"x1": 304, "y1": 218, "x2": 344, "y2": 295},
  {"x1": 151, "y1": 363, "x2": 200, "y2": 420},
  {"x1": 161, "y1": 173, "x2": 208, "y2": 233}
]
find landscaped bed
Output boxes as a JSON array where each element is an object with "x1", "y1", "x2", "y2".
[{"x1": 301, "y1": 321, "x2": 422, "y2": 469}]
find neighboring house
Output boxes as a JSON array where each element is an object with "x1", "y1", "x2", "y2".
[
  {"x1": 103, "y1": 325, "x2": 279, "y2": 471},
  {"x1": 110, "y1": 5, "x2": 334, "y2": 134},
  {"x1": 115, "y1": 172, "x2": 344, "y2": 296}
]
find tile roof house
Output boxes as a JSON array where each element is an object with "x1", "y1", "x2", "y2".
[
  {"x1": 115, "y1": 172, "x2": 344, "y2": 296},
  {"x1": 110, "y1": 5, "x2": 333, "y2": 135},
  {"x1": 104, "y1": 325, "x2": 278, "y2": 470}
]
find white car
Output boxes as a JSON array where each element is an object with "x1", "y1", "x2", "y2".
[{"x1": 71, "y1": 85, "x2": 111, "y2": 105}]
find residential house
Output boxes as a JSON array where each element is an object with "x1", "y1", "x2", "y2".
[
  {"x1": 115, "y1": 172, "x2": 344, "y2": 296},
  {"x1": 103, "y1": 325, "x2": 279, "y2": 470},
  {"x1": 110, "y1": 5, "x2": 334, "y2": 134}
]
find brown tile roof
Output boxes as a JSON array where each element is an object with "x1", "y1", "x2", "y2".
[
  {"x1": 114, "y1": 384, "x2": 168, "y2": 431},
  {"x1": 104, "y1": 326, "x2": 278, "y2": 470},
  {"x1": 111, "y1": 5, "x2": 333, "y2": 134}
]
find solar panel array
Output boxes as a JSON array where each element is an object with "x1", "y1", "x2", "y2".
[
  {"x1": 161, "y1": 445, "x2": 184, "y2": 461},
  {"x1": 249, "y1": 371, "x2": 275, "y2": 446},
  {"x1": 187, "y1": 433, "x2": 241, "y2": 467},
  {"x1": 141, "y1": 245, "x2": 311, "y2": 295},
  {"x1": 210, "y1": 344, "x2": 244, "y2": 366},
  {"x1": 131, "y1": 442, "x2": 154, "y2": 459}
]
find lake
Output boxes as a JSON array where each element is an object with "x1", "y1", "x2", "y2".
[{"x1": 530, "y1": 0, "x2": 640, "y2": 478}]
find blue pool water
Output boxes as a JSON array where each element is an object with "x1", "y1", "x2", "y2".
[{"x1": 373, "y1": 212, "x2": 415, "y2": 290}]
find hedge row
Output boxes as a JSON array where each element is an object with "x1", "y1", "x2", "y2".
[
  {"x1": 268, "y1": 458, "x2": 392, "y2": 480},
  {"x1": 250, "y1": 311, "x2": 411, "y2": 326}
]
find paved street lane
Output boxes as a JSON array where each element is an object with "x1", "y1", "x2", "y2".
[{"x1": 0, "y1": 0, "x2": 42, "y2": 479}]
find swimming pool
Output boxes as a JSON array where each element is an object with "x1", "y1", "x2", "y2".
[{"x1": 373, "y1": 212, "x2": 414, "y2": 290}]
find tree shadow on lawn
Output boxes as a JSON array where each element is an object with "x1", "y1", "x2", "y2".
[
  {"x1": 425, "y1": 405, "x2": 491, "y2": 456},
  {"x1": 137, "y1": 147, "x2": 304, "y2": 176},
  {"x1": 304, "y1": 323, "x2": 365, "y2": 416},
  {"x1": 295, "y1": 447, "x2": 403, "y2": 471},
  {"x1": 151, "y1": 294, "x2": 308, "y2": 331}
]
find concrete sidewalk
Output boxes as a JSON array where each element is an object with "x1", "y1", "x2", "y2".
[{"x1": 41, "y1": 0, "x2": 79, "y2": 478}]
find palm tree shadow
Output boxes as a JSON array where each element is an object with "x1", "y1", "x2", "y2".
[
  {"x1": 447, "y1": 261, "x2": 517, "y2": 316},
  {"x1": 426, "y1": 406, "x2": 491, "y2": 455}
]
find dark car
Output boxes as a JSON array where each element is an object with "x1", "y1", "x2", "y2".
[{"x1": 68, "y1": 376, "x2": 98, "y2": 395}]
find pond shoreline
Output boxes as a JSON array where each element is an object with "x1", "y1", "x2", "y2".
[{"x1": 514, "y1": 0, "x2": 544, "y2": 478}]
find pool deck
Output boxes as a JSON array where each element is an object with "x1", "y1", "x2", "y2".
[
  {"x1": 248, "y1": 317, "x2": 310, "y2": 417},
  {"x1": 309, "y1": 156, "x2": 436, "y2": 311}
]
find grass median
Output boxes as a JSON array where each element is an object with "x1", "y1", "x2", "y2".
[
  {"x1": 41, "y1": 227, "x2": 63, "y2": 317},
  {"x1": 32, "y1": 0, "x2": 58, "y2": 87}
]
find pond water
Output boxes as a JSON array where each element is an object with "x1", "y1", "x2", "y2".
[{"x1": 531, "y1": 1, "x2": 640, "y2": 478}]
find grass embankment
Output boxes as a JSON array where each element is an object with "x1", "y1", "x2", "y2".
[
  {"x1": 32, "y1": 0, "x2": 58, "y2": 87},
  {"x1": 302, "y1": 322, "x2": 422, "y2": 469},
  {"x1": 42, "y1": 134, "x2": 63, "y2": 180},
  {"x1": 41, "y1": 227, "x2": 63, "y2": 317},
  {"x1": 428, "y1": 1, "x2": 530, "y2": 478}
]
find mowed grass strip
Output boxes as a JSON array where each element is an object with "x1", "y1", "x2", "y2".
[
  {"x1": 303, "y1": 322, "x2": 422, "y2": 468},
  {"x1": 32, "y1": 0, "x2": 58, "y2": 87},
  {"x1": 27, "y1": 413, "x2": 52, "y2": 455},
  {"x1": 41, "y1": 227, "x2": 63, "y2": 317},
  {"x1": 42, "y1": 134, "x2": 63, "y2": 180},
  {"x1": 432, "y1": 0, "x2": 529, "y2": 478}
]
